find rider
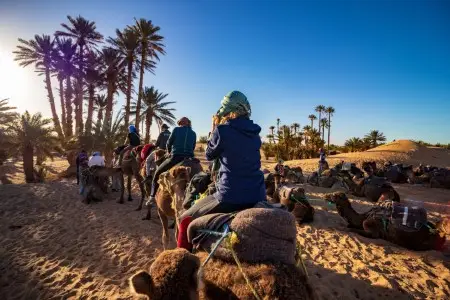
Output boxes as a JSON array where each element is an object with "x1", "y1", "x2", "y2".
[
  {"x1": 155, "y1": 124, "x2": 171, "y2": 150},
  {"x1": 118, "y1": 125, "x2": 141, "y2": 166},
  {"x1": 148, "y1": 117, "x2": 197, "y2": 203},
  {"x1": 76, "y1": 149, "x2": 88, "y2": 185},
  {"x1": 177, "y1": 90, "x2": 266, "y2": 250},
  {"x1": 88, "y1": 151, "x2": 105, "y2": 167}
]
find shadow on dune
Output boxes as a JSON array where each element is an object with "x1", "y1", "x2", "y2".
[{"x1": 310, "y1": 263, "x2": 414, "y2": 300}]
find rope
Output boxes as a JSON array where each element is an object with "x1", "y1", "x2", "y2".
[
  {"x1": 197, "y1": 225, "x2": 262, "y2": 300},
  {"x1": 295, "y1": 239, "x2": 309, "y2": 278}
]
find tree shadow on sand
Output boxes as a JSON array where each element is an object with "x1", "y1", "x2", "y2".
[{"x1": 310, "y1": 263, "x2": 414, "y2": 300}]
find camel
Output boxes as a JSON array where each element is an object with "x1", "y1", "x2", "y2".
[
  {"x1": 153, "y1": 161, "x2": 203, "y2": 249},
  {"x1": 270, "y1": 179, "x2": 315, "y2": 224},
  {"x1": 326, "y1": 192, "x2": 447, "y2": 251},
  {"x1": 79, "y1": 166, "x2": 112, "y2": 204},
  {"x1": 129, "y1": 248, "x2": 315, "y2": 300}
]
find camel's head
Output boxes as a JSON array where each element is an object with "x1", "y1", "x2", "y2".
[
  {"x1": 432, "y1": 218, "x2": 449, "y2": 251},
  {"x1": 129, "y1": 248, "x2": 200, "y2": 300},
  {"x1": 325, "y1": 192, "x2": 350, "y2": 207},
  {"x1": 159, "y1": 166, "x2": 191, "y2": 213},
  {"x1": 362, "y1": 161, "x2": 376, "y2": 175}
]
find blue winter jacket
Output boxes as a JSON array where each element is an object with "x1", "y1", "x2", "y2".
[
  {"x1": 167, "y1": 126, "x2": 196, "y2": 157},
  {"x1": 206, "y1": 117, "x2": 265, "y2": 205}
]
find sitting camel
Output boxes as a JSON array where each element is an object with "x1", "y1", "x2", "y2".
[
  {"x1": 129, "y1": 248, "x2": 315, "y2": 300},
  {"x1": 326, "y1": 192, "x2": 448, "y2": 251},
  {"x1": 80, "y1": 166, "x2": 113, "y2": 204},
  {"x1": 270, "y1": 174, "x2": 315, "y2": 223},
  {"x1": 347, "y1": 175, "x2": 400, "y2": 202}
]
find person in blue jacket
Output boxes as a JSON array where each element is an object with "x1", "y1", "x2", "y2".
[
  {"x1": 177, "y1": 91, "x2": 265, "y2": 250},
  {"x1": 148, "y1": 117, "x2": 197, "y2": 203}
]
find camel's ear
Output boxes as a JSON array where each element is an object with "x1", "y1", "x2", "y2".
[
  {"x1": 129, "y1": 271, "x2": 152, "y2": 297},
  {"x1": 185, "y1": 167, "x2": 191, "y2": 176}
]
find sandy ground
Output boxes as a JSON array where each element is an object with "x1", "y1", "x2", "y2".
[{"x1": 1, "y1": 140, "x2": 449, "y2": 299}]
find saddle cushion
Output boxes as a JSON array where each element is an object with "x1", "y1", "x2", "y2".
[
  {"x1": 391, "y1": 202, "x2": 427, "y2": 230},
  {"x1": 188, "y1": 205, "x2": 296, "y2": 265}
]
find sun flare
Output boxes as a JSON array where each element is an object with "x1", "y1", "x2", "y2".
[{"x1": 0, "y1": 49, "x2": 29, "y2": 105}]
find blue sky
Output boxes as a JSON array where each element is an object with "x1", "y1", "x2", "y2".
[{"x1": 0, "y1": 0, "x2": 449, "y2": 144}]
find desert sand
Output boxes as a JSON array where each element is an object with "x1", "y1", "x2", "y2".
[{"x1": 0, "y1": 140, "x2": 449, "y2": 299}]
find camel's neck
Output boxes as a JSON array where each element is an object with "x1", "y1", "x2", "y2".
[{"x1": 336, "y1": 203, "x2": 366, "y2": 228}]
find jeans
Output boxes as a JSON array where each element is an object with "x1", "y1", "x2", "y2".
[
  {"x1": 150, "y1": 155, "x2": 190, "y2": 198},
  {"x1": 179, "y1": 195, "x2": 255, "y2": 221}
]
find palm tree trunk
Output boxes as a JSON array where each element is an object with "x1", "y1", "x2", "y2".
[
  {"x1": 124, "y1": 58, "x2": 133, "y2": 129},
  {"x1": 327, "y1": 115, "x2": 331, "y2": 154},
  {"x1": 65, "y1": 76, "x2": 73, "y2": 137},
  {"x1": 103, "y1": 79, "x2": 115, "y2": 133},
  {"x1": 96, "y1": 108, "x2": 103, "y2": 132},
  {"x1": 144, "y1": 111, "x2": 152, "y2": 144},
  {"x1": 76, "y1": 44, "x2": 84, "y2": 135},
  {"x1": 23, "y1": 145, "x2": 34, "y2": 183},
  {"x1": 135, "y1": 47, "x2": 147, "y2": 132},
  {"x1": 310, "y1": 119, "x2": 313, "y2": 128},
  {"x1": 58, "y1": 77, "x2": 66, "y2": 132},
  {"x1": 45, "y1": 69, "x2": 64, "y2": 140},
  {"x1": 85, "y1": 84, "x2": 95, "y2": 134}
]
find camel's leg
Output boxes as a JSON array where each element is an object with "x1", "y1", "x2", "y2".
[
  {"x1": 142, "y1": 204, "x2": 151, "y2": 220},
  {"x1": 135, "y1": 172, "x2": 146, "y2": 211},
  {"x1": 157, "y1": 207, "x2": 170, "y2": 250},
  {"x1": 127, "y1": 176, "x2": 133, "y2": 201},
  {"x1": 362, "y1": 219, "x2": 381, "y2": 238},
  {"x1": 118, "y1": 172, "x2": 125, "y2": 204}
]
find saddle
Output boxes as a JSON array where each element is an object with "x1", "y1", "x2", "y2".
[
  {"x1": 187, "y1": 204, "x2": 296, "y2": 265},
  {"x1": 375, "y1": 201, "x2": 428, "y2": 232}
]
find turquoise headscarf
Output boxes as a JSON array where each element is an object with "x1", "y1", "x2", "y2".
[{"x1": 216, "y1": 91, "x2": 251, "y2": 118}]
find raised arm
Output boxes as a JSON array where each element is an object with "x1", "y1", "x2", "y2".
[
  {"x1": 166, "y1": 129, "x2": 175, "y2": 153},
  {"x1": 206, "y1": 128, "x2": 223, "y2": 161}
]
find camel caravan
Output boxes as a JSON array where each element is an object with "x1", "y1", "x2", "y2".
[{"x1": 76, "y1": 91, "x2": 448, "y2": 300}]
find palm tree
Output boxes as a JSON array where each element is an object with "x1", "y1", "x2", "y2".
[
  {"x1": 13, "y1": 35, "x2": 64, "y2": 139},
  {"x1": 325, "y1": 106, "x2": 335, "y2": 153},
  {"x1": 92, "y1": 109, "x2": 126, "y2": 164},
  {"x1": 93, "y1": 94, "x2": 108, "y2": 132},
  {"x1": 291, "y1": 123, "x2": 300, "y2": 136},
  {"x1": 320, "y1": 118, "x2": 328, "y2": 141},
  {"x1": 7, "y1": 111, "x2": 60, "y2": 182},
  {"x1": 364, "y1": 130, "x2": 386, "y2": 148},
  {"x1": 302, "y1": 125, "x2": 311, "y2": 146},
  {"x1": 55, "y1": 15, "x2": 104, "y2": 135},
  {"x1": 83, "y1": 51, "x2": 102, "y2": 134},
  {"x1": 130, "y1": 86, "x2": 176, "y2": 143},
  {"x1": 308, "y1": 114, "x2": 317, "y2": 128},
  {"x1": 131, "y1": 19, "x2": 166, "y2": 132},
  {"x1": 53, "y1": 37, "x2": 78, "y2": 137},
  {"x1": 345, "y1": 137, "x2": 363, "y2": 152},
  {"x1": 315, "y1": 105, "x2": 325, "y2": 132},
  {"x1": 99, "y1": 47, "x2": 125, "y2": 133},
  {"x1": 0, "y1": 99, "x2": 17, "y2": 125},
  {"x1": 108, "y1": 28, "x2": 140, "y2": 129}
]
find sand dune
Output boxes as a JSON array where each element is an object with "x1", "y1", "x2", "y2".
[{"x1": 265, "y1": 140, "x2": 450, "y2": 173}]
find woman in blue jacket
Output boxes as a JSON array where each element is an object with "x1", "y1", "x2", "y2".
[
  {"x1": 148, "y1": 117, "x2": 197, "y2": 203},
  {"x1": 177, "y1": 91, "x2": 265, "y2": 250}
]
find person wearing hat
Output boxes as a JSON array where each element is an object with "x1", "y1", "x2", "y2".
[
  {"x1": 274, "y1": 158, "x2": 286, "y2": 181},
  {"x1": 88, "y1": 151, "x2": 105, "y2": 167},
  {"x1": 117, "y1": 124, "x2": 141, "y2": 166},
  {"x1": 148, "y1": 117, "x2": 197, "y2": 203},
  {"x1": 155, "y1": 124, "x2": 171, "y2": 150},
  {"x1": 177, "y1": 91, "x2": 265, "y2": 250}
]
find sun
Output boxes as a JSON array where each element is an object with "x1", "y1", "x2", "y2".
[{"x1": 0, "y1": 49, "x2": 30, "y2": 105}]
